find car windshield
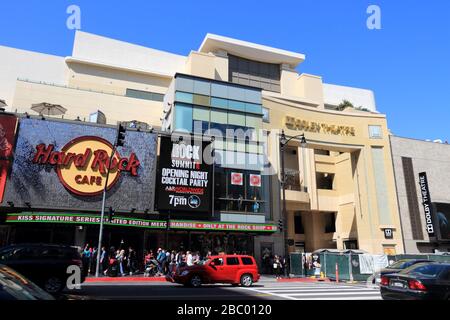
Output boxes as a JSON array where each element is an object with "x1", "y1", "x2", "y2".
[
  {"x1": 399, "y1": 264, "x2": 445, "y2": 278},
  {"x1": 0, "y1": 265, "x2": 54, "y2": 300}
]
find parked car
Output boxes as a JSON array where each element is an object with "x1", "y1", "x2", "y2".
[
  {"x1": 0, "y1": 264, "x2": 54, "y2": 300},
  {"x1": 170, "y1": 255, "x2": 260, "y2": 287},
  {"x1": 380, "y1": 262, "x2": 450, "y2": 300},
  {"x1": 0, "y1": 244, "x2": 85, "y2": 294},
  {"x1": 372, "y1": 259, "x2": 432, "y2": 285}
]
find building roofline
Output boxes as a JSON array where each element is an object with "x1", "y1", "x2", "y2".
[
  {"x1": 199, "y1": 33, "x2": 305, "y2": 67},
  {"x1": 65, "y1": 57, "x2": 174, "y2": 78}
]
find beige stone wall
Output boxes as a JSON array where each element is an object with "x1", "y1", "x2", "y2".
[
  {"x1": 263, "y1": 96, "x2": 404, "y2": 254},
  {"x1": 67, "y1": 62, "x2": 171, "y2": 96},
  {"x1": 12, "y1": 80, "x2": 164, "y2": 127}
]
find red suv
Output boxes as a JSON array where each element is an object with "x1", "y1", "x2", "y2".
[{"x1": 170, "y1": 255, "x2": 260, "y2": 287}]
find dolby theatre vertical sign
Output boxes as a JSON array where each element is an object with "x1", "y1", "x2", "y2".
[
  {"x1": 419, "y1": 172, "x2": 435, "y2": 237},
  {"x1": 157, "y1": 136, "x2": 213, "y2": 213}
]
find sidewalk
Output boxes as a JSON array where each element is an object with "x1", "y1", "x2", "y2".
[{"x1": 85, "y1": 274, "x2": 169, "y2": 283}]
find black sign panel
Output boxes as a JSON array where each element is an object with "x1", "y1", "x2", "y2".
[
  {"x1": 434, "y1": 203, "x2": 450, "y2": 240},
  {"x1": 156, "y1": 136, "x2": 213, "y2": 213},
  {"x1": 418, "y1": 172, "x2": 435, "y2": 237},
  {"x1": 383, "y1": 228, "x2": 393, "y2": 239}
]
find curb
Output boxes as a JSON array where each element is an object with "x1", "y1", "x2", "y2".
[
  {"x1": 276, "y1": 277, "x2": 331, "y2": 283},
  {"x1": 85, "y1": 276, "x2": 170, "y2": 283}
]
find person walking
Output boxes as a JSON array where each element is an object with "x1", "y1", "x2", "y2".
[
  {"x1": 313, "y1": 260, "x2": 321, "y2": 279},
  {"x1": 186, "y1": 251, "x2": 194, "y2": 266},
  {"x1": 81, "y1": 244, "x2": 91, "y2": 277},
  {"x1": 273, "y1": 255, "x2": 282, "y2": 279},
  {"x1": 117, "y1": 249, "x2": 126, "y2": 276},
  {"x1": 100, "y1": 247, "x2": 108, "y2": 275},
  {"x1": 156, "y1": 248, "x2": 166, "y2": 275},
  {"x1": 127, "y1": 247, "x2": 137, "y2": 276},
  {"x1": 90, "y1": 247, "x2": 97, "y2": 275}
]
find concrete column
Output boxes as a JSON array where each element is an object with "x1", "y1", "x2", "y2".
[{"x1": 74, "y1": 226, "x2": 87, "y2": 249}]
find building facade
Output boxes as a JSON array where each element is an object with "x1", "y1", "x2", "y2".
[
  {"x1": 390, "y1": 136, "x2": 450, "y2": 253},
  {"x1": 0, "y1": 31, "x2": 405, "y2": 258}
]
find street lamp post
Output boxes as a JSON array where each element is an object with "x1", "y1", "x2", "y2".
[
  {"x1": 279, "y1": 129, "x2": 307, "y2": 277},
  {"x1": 95, "y1": 123, "x2": 126, "y2": 277}
]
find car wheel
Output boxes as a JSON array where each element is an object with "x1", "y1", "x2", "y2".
[
  {"x1": 44, "y1": 277, "x2": 64, "y2": 294},
  {"x1": 240, "y1": 274, "x2": 253, "y2": 287},
  {"x1": 190, "y1": 275, "x2": 202, "y2": 288}
]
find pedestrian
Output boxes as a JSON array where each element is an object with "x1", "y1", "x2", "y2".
[
  {"x1": 273, "y1": 255, "x2": 282, "y2": 279},
  {"x1": 169, "y1": 250, "x2": 176, "y2": 274},
  {"x1": 186, "y1": 251, "x2": 194, "y2": 266},
  {"x1": 128, "y1": 247, "x2": 137, "y2": 276},
  {"x1": 156, "y1": 248, "x2": 166, "y2": 275},
  {"x1": 100, "y1": 246, "x2": 108, "y2": 275},
  {"x1": 81, "y1": 244, "x2": 91, "y2": 277},
  {"x1": 117, "y1": 249, "x2": 126, "y2": 276},
  {"x1": 313, "y1": 260, "x2": 321, "y2": 278},
  {"x1": 90, "y1": 247, "x2": 98, "y2": 275},
  {"x1": 193, "y1": 251, "x2": 200, "y2": 265}
]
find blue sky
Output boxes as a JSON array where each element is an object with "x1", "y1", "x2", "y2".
[{"x1": 0, "y1": 1, "x2": 449, "y2": 141}]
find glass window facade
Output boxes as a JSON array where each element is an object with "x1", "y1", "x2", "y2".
[
  {"x1": 214, "y1": 168, "x2": 269, "y2": 215},
  {"x1": 174, "y1": 103, "x2": 193, "y2": 132},
  {"x1": 171, "y1": 75, "x2": 269, "y2": 218},
  {"x1": 229, "y1": 55, "x2": 281, "y2": 93}
]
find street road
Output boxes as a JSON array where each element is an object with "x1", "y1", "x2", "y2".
[{"x1": 67, "y1": 278, "x2": 381, "y2": 300}]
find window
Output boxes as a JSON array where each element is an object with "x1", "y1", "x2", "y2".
[
  {"x1": 211, "y1": 97, "x2": 228, "y2": 109},
  {"x1": 369, "y1": 125, "x2": 382, "y2": 138},
  {"x1": 211, "y1": 258, "x2": 224, "y2": 266},
  {"x1": 228, "y1": 100, "x2": 246, "y2": 112},
  {"x1": 241, "y1": 257, "x2": 254, "y2": 265},
  {"x1": 324, "y1": 212, "x2": 336, "y2": 233},
  {"x1": 174, "y1": 103, "x2": 193, "y2": 132},
  {"x1": 403, "y1": 264, "x2": 445, "y2": 277},
  {"x1": 343, "y1": 240, "x2": 358, "y2": 250},
  {"x1": 316, "y1": 172, "x2": 335, "y2": 190},
  {"x1": 175, "y1": 91, "x2": 193, "y2": 104},
  {"x1": 246, "y1": 115, "x2": 262, "y2": 129},
  {"x1": 226, "y1": 257, "x2": 240, "y2": 265},
  {"x1": 294, "y1": 212, "x2": 304, "y2": 234},
  {"x1": 262, "y1": 107, "x2": 270, "y2": 123},
  {"x1": 126, "y1": 88, "x2": 164, "y2": 102},
  {"x1": 192, "y1": 94, "x2": 210, "y2": 106},
  {"x1": 214, "y1": 168, "x2": 266, "y2": 214},
  {"x1": 229, "y1": 55, "x2": 281, "y2": 93},
  {"x1": 314, "y1": 149, "x2": 330, "y2": 156},
  {"x1": 245, "y1": 103, "x2": 262, "y2": 114}
]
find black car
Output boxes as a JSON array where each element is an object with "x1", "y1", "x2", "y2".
[
  {"x1": 380, "y1": 262, "x2": 450, "y2": 300},
  {"x1": 372, "y1": 259, "x2": 432, "y2": 284},
  {"x1": 0, "y1": 264, "x2": 54, "y2": 300},
  {"x1": 0, "y1": 244, "x2": 85, "y2": 294}
]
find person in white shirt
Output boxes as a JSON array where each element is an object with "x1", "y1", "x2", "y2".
[{"x1": 186, "y1": 251, "x2": 194, "y2": 266}]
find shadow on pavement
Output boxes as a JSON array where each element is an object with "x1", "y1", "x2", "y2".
[{"x1": 66, "y1": 283, "x2": 272, "y2": 300}]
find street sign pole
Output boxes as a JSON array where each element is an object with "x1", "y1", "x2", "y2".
[{"x1": 95, "y1": 145, "x2": 116, "y2": 277}]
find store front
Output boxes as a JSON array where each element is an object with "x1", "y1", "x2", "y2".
[{"x1": 3, "y1": 212, "x2": 274, "y2": 260}]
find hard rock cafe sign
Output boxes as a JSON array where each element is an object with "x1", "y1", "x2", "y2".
[
  {"x1": 285, "y1": 116, "x2": 356, "y2": 136},
  {"x1": 32, "y1": 136, "x2": 140, "y2": 196}
]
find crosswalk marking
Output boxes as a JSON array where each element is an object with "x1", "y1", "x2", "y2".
[{"x1": 241, "y1": 282, "x2": 381, "y2": 300}]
